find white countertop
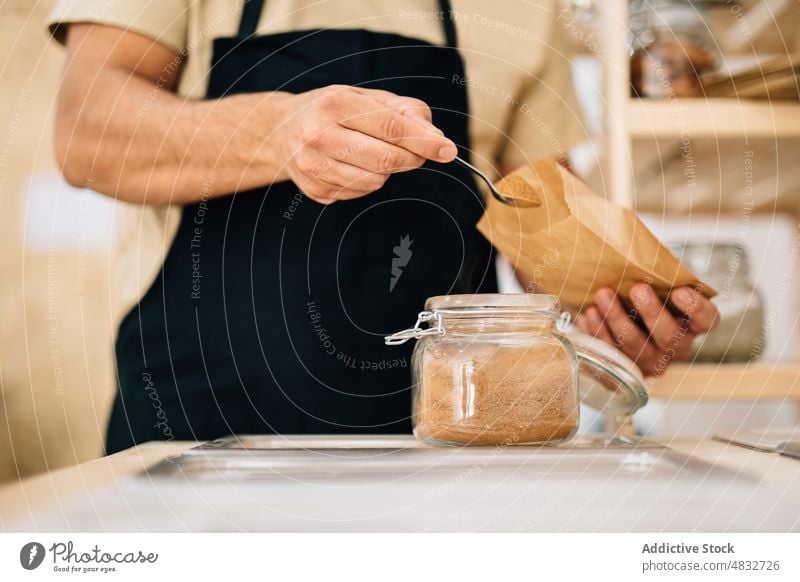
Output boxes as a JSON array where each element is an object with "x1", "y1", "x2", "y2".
[{"x1": 1, "y1": 436, "x2": 798, "y2": 532}]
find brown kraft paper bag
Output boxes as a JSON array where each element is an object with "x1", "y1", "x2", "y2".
[{"x1": 476, "y1": 158, "x2": 715, "y2": 309}]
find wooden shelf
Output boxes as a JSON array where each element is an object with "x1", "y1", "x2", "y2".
[
  {"x1": 648, "y1": 362, "x2": 800, "y2": 401},
  {"x1": 628, "y1": 98, "x2": 800, "y2": 139}
]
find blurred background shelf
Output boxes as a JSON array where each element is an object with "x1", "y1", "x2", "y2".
[
  {"x1": 576, "y1": 0, "x2": 800, "y2": 437},
  {"x1": 629, "y1": 98, "x2": 800, "y2": 139},
  {"x1": 597, "y1": 0, "x2": 800, "y2": 206},
  {"x1": 649, "y1": 362, "x2": 800, "y2": 400}
]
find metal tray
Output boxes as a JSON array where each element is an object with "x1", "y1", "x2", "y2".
[
  {"x1": 140, "y1": 434, "x2": 738, "y2": 483},
  {"x1": 188, "y1": 433, "x2": 663, "y2": 454},
  {"x1": 192, "y1": 434, "x2": 419, "y2": 452}
]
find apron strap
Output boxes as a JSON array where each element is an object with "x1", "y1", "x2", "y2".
[
  {"x1": 238, "y1": 0, "x2": 265, "y2": 38},
  {"x1": 438, "y1": 0, "x2": 458, "y2": 49},
  {"x1": 239, "y1": 0, "x2": 459, "y2": 48}
]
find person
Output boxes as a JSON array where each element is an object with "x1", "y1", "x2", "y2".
[{"x1": 48, "y1": 0, "x2": 718, "y2": 453}]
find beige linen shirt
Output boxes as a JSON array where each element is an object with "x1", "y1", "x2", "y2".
[{"x1": 48, "y1": 0, "x2": 586, "y2": 327}]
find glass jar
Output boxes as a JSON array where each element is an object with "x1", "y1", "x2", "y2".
[
  {"x1": 669, "y1": 241, "x2": 766, "y2": 362},
  {"x1": 629, "y1": 0, "x2": 719, "y2": 97},
  {"x1": 385, "y1": 294, "x2": 649, "y2": 446}
]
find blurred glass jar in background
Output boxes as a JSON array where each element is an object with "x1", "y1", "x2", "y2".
[
  {"x1": 629, "y1": 0, "x2": 720, "y2": 97},
  {"x1": 670, "y1": 241, "x2": 766, "y2": 362}
]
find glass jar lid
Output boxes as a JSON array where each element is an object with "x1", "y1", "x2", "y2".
[
  {"x1": 567, "y1": 331, "x2": 649, "y2": 417},
  {"x1": 385, "y1": 294, "x2": 563, "y2": 345},
  {"x1": 424, "y1": 293, "x2": 560, "y2": 314}
]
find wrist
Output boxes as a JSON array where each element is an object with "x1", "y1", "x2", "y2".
[
  {"x1": 255, "y1": 91, "x2": 297, "y2": 184},
  {"x1": 220, "y1": 91, "x2": 295, "y2": 187}
]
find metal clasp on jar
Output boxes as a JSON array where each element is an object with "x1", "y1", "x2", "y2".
[
  {"x1": 556, "y1": 311, "x2": 572, "y2": 333},
  {"x1": 384, "y1": 311, "x2": 444, "y2": 345}
]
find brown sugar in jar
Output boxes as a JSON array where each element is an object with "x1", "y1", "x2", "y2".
[
  {"x1": 386, "y1": 294, "x2": 581, "y2": 446},
  {"x1": 415, "y1": 343, "x2": 578, "y2": 446}
]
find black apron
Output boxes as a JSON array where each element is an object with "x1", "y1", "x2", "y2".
[{"x1": 107, "y1": 0, "x2": 497, "y2": 453}]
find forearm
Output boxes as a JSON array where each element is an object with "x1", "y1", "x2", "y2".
[
  {"x1": 56, "y1": 64, "x2": 293, "y2": 205},
  {"x1": 55, "y1": 24, "x2": 456, "y2": 207}
]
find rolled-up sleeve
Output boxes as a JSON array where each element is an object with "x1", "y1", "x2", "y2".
[{"x1": 47, "y1": 0, "x2": 190, "y2": 53}]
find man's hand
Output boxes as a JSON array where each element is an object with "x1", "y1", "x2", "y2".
[
  {"x1": 277, "y1": 85, "x2": 457, "y2": 204},
  {"x1": 575, "y1": 284, "x2": 720, "y2": 376}
]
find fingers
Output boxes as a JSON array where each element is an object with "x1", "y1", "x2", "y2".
[
  {"x1": 583, "y1": 306, "x2": 614, "y2": 344},
  {"x1": 359, "y1": 89, "x2": 435, "y2": 127},
  {"x1": 574, "y1": 312, "x2": 590, "y2": 335},
  {"x1": 629, "y1": 284, "x2": 687, "y2": 353},
  {"x1": 589, "y1": 285, "x2": 719, "y2": 376},
  {"x1": 304, "y1": 126, "x2": 425, "y2": 175},
  {"x1": 594, "y1": 288, "x2": 661, "y2": 375},
  {"x1": 300, "y1": 156, "x2": 398, "y2": 203},
  {"x1": 670, "y1": 286, "x2": 720, "y2": 334},
  {"x1": 321, "y1": 159, "x2": 389, "y2": 193},
  {"x1": 288, "y1": 86, "x2": 454, "y2": 204},
  {"x1": 293, "y1": 148, "x2": 388, "y2": 203},
  {"x1": 337, "y1": 92, "x2": 457, "y2": 162},
  {"x1": 292, "y1": 170, "x2": 374, "y2": 204}
]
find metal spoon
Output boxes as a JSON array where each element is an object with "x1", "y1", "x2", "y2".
[{"x1": 453, "y1": 156, "x2": 538, "y2": 208}]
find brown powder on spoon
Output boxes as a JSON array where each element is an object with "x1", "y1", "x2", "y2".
[
  {"x1": 414, "y1": 343, "x2": 579, "y2": 446},
  {"x1": 495, "y1": 174, "x2": 542, "y2": 206}
]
